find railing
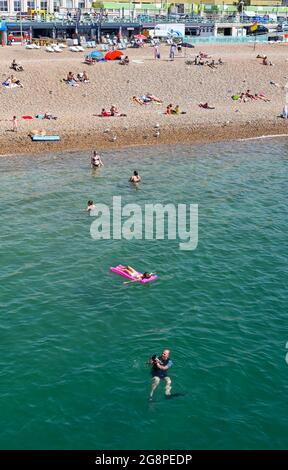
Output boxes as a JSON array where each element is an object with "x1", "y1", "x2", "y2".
[{"x1": 186, "y1": 35, "x2": 277, "y2": 44}]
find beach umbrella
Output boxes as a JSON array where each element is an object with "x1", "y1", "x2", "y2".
[
  {"x1": 105, "y1": 50, "x2": 123, "y2": 61},
  {"x1": 134, "y1": 34, "x2": 146, "y2": 40},
  {"x1": 87, "y1": 50, "x2": 103, "y2": 59}
]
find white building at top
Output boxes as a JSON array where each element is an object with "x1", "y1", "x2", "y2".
[{"x1": 0, "y1": 1, "x2": 93, "y2": 14}]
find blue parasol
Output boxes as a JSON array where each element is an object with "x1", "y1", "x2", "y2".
[{"x1": 86, "y1": 50, "x2": 103, "y2": 59}]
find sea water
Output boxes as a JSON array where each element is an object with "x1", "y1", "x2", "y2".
[{"x1": 0, "y1": 139, "x2": 287, "y2": 450}]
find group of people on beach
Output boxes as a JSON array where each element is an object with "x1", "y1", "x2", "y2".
[
  {"x1": 233, "y1": 89, "x2": 271, "y2": 103},
  {"x1": 2, "y1": 74, "x2": 24, "y2": 88},
  {"x1": 64, "y1": 71, "x2": 89, "y2": 86},
  {"x1": 165, "y1": 104, "x2": 186, "y2": 115},
  {"x1": 194, "y1": 55, "x2": 223, "y2": 68},
  {"x1": 96, "y1": 105, "x2": 127, "y2": 117}
]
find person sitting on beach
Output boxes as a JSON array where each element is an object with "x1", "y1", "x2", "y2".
[
  {"x1": 171, "y1": 105, "x2": 180, "y2": 115},
  {"x1": 132, "y1": 96, "x2": 144, "y2": 105},
  {"x1": 87, "y1": 200, "x2": 96, "y2": 212},
  {"x1": 83, "y1": 71, "x2": 89, "y2": 82},
  {"x1": 120, "y1": 55, "x2": 129, "y2": 65},
  {"x1": 66, "y1": 71, "x2": 79, "y2": 86},
  {"x1": 44, "y1": 112, "x2": 57, "y2": 120},
  {"x1": 199, "y1": 58, "x2": 207, "y2": 66},
  {"x1": 194, "y1": 55, "x2": 200, "y2": 65},
  {"x1": 239, "y1": 92, "x2": 248, "y2": 103},
  {"x1": 129, "y1": 170, "x2": 141, "y2": 183},
  {"x1": 172, "y1": 105, "x2": 186, "y2": 115},
  {"x1": 110, "y1": 105, "x2": 119, "y2": 116},
  {"x1": 280, "y1": 104, "x2": 288, "y2": 119},
  {"x1": 11, "y1": 59, "x2": 24, "y2": 72},
  {"x1": 91, "y1": 150, "x2": 104, "y2": 168},
  {"x1": 100, "y1": 108, "x2": 110, "y2": 117},
  {"x1": 217, "y1": 58, "x2": 223, "y2": 65},
  {"x1": 208, "y1": 59, "x2": 217, "y2": 69},
  {"x1": 199, "y1": 102, "x2": 215, "y2": 109},
  {"x1": 165, "y1": 104, "x2": 173, "y2": 115},
  {"x1": 122, "y1": 266, "x2": 152, "y2": 280},
  {"x1": 199, "y1": 51, "x2": 210, "y2": 59},
  {"x1": 9, "y1": 75, "x2": 23, "y2": 87},
  {"x1": 245, "y1": 89, "x2": 256, "y2": 100}
]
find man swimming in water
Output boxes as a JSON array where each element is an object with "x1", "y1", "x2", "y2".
[
  {"x1": 129, "y1": 170, "x2": 141, "y2": 183},
  {"x1": 91, "y1": 150, "x2": 104, "y2": 168},
  {"x1": 86, "y1": 200, "x2": 96, "y2": 212},
  {"x1": 149, "y1": 349, "x2": 172, "y2": 400}
]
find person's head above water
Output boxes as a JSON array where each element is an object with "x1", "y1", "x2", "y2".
[
  {"x1": 142, "y1": 272, "x2": 151, "y2": 279},
  {"x1": 161, "y1": 349, "x2": 170, "y2": 359},
  {"x1": 133, "y1": 170, "x2": 139, "y2": 176},
  {"x1": 87, "y1": 200, "x2": 94, "y2": 206}
]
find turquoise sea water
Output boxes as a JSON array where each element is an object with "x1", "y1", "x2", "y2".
[{"x1": 0, "y1": 139, "x2": 287, "y2": 450}]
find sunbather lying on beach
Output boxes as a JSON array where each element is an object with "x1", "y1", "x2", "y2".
[
  {"x1": 133, "y1": 96, "x2": 144, "y2": 105},
  {"x1": 199, "y1": 102, "x2": 215, "y2": 109},
  {"x1": 133, "y1": 94, "x2": 162, "y2": 105},
  {"x1": 144, "y1": 94, "x2": 162, "y2": 103},
  {"x1": 254, "y1": 93, "x2": 271, "y2": 102}
]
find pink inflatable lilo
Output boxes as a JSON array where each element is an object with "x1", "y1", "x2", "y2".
[{"x1": 110, "y1": 265, "x2": 157, "y2": 283}]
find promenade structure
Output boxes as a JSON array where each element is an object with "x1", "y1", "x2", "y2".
[{"x1": 0, "y1": 1, "x2": 284, "y2": 17}]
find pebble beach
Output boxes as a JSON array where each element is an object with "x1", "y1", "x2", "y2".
[{"x1": 1, "y1": 41, "x2": 288, "y2": 156}]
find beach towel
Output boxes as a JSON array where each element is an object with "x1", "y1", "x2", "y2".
[
  {"x1": 35, "y1": 114, "x2": 45, "y2": 119},
  {"x1": 232, "y1": 95, "x2": 240, "y2": 101},
  {"x1": 22, "y1": 115, "x2": 33, "y2": 120}
]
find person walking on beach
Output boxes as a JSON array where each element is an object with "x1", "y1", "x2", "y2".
[
  {"x1": 153, "y1": 44, "x2": 160, "y2": 60},
  {"x1": 149, "y1": 349, "x2": 172, "y2": 400},
  {"x1": 12, "y1": 116, "x2": 18, "y2": 132},
  {"x1": 169, "y1": 43, "x2": 177, "y2": 61}
]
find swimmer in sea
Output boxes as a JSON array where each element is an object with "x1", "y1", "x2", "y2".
[
  {"x1": 91, "y1": 150, "x2": 104, "y2": 168},
  {"x1": 86, "y1": 200, "x2": 96, "y2": 212},
  {"x1": 129, "y1": 170, "x2": 141, "y2": 183}
]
